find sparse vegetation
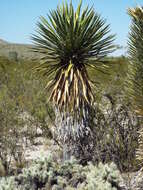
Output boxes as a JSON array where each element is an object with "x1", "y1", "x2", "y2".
[{"x1": 0, "y1": 57, "x2": 52, "y2": 175}]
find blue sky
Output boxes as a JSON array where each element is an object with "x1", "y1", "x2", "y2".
[{"x1": 0, "y1": 0, "x2": 142, "y2": 55}]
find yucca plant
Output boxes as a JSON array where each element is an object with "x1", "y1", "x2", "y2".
[
  {"x1": 32, "y1": 1, "x2": 115, "y2": 158},
  {"x1": 127, "y1": 6, "x2": 143, "y2": 166},
  {"x1": 127, "y1": 6, "x2": 143, "y2": 114}
]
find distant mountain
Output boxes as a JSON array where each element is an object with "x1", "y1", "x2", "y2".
[
  {"x1": 0, "y1": 39, "x2": 39, "y2": 60},
  {"x1": 0, "y1": 39, "x2": 9, "y2": 45}
]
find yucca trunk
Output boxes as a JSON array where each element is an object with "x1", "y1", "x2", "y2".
[{"x1": 53, "y1": 100, "x2": 93, "y2": 161}]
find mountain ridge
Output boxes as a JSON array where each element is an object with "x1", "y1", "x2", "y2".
[
  {"x1": 0, "y1": 38, "x2": 39, "y2": 60},
  {"x1": 0, "y1": 39, "x2": 9, "y2": 45}
]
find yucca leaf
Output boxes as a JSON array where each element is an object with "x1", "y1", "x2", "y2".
[{"x1": 126, "y1": 6, "x2": 143, "y2": 114}]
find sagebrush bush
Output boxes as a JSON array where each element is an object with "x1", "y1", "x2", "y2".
[{"x1": 0, "y1": 155, "x2": 122, "y2": 190}]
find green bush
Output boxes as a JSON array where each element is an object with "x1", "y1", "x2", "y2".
[
  {"x1": 83, "y1": 162, "x2": 120, "y2": 190},
  {"x1": 0, "y1": 156, "x2": 122, "y2": 190}
]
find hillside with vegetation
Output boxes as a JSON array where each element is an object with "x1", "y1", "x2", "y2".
[{"x1": 0, "y1": 39, "x2": 39, "y2": 60}]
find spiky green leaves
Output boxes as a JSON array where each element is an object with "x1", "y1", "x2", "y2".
[
  {"x1": 33, "y1": 1, "x2": 115, "y2": 65},
  {"x1": 32, "y1": 1, "x2": 115, "y2": 111},
  {"x1": 128, "y1": 7, "x2": 143, "y2": 65},
  {"x1": 127, "y1": 6, "x2": 143, "y2": 114}
]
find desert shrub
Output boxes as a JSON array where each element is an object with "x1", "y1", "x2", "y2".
[
  {"x1": 0, "y1": 84, "x2": 26, "y2": 174},
  {"x1": 91, "y1": 98, "x2": 141, "y2": 172},
  {"x1": 0, "y1": 156, "x2": 123, "y2": 190},
  {"x1": 0, "y1": 57, "x2": 52, "y2": 174},
  {"x1": 8, "y1": 51, "x2": 18, "y2": 62}
]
